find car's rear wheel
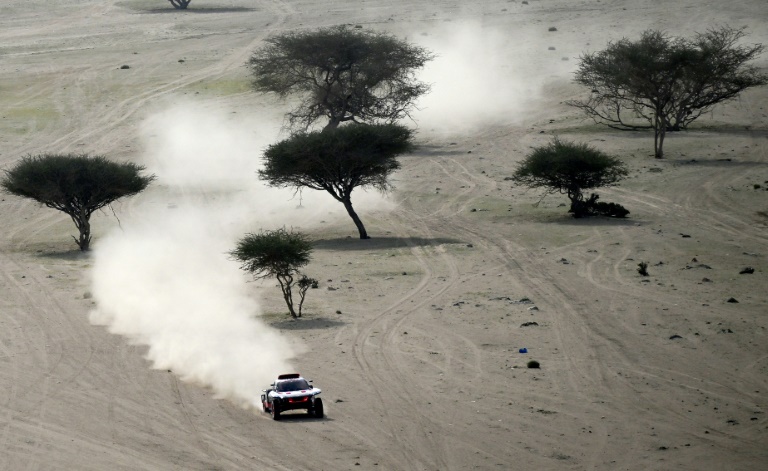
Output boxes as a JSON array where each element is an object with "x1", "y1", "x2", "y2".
[{"x1": 313, "y1": 398, "x2": 324, "y2": 418}]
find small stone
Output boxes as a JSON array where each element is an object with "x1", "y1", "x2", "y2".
[{"x1": 726, "y1": 297, "x2": 739, "y2": 303}]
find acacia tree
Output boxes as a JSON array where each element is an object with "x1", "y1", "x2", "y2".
[
  {"x1": 1, "y1": 153, "x2": 155, "y2": 251},
  {"x1": 230, "y1": 228, "x2": 316, "y2": 319},
  {"x1": 248, "y1": 25, "x2": 433, "y2": 131},
  {"x1": 568, "y1": 27, "x2": 767, "y2": 158},
  {"x1": 168, "y1": 0, "x2": 192, "y2": 9},
  {"x1": 511, "y1": 138, "x2": 629, "y2": 218},
  {"x1": 260, "y1": 123, "x2": 413, "y2": 239}
]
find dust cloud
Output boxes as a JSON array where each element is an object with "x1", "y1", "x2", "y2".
[
  {"x1": 88, "y1": 101, "x2": 394, "y2": 408},
  {"x1": 411, "y1": 21, "x2": 573, "y2": 136}
]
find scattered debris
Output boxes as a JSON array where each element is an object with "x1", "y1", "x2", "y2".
[
  {"x1": 527, "y1": 306, "x2": 539, "y2": 312},
  {"x1": 669, "y1": 334, "x2": 683, "y2": 340},
  {"x1": 685, "y1": 263, "x2": 712, "y2": 270},
  {"x1": 520, "y1": 321, "x2": 539, "y2": 327},
  {"x1": 739, "y1": 267, "x2": 755, "y2": 274},
  {"x1": 511, "y1": 297, "x2": 533, "y2": 304},
  {"x1": 119, "y1": 65, "x2": 130, "y2": 69},
  {"x1": 548, "y1": 27, "x2": 558, "y2": 32},
  {"x1": 726, "y1": 297, "x2": 739, "y2": 303}
]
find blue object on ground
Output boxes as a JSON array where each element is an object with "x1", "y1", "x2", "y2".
[{"x1": 519, "y1": 348, "x2": 528, "y2": 353}]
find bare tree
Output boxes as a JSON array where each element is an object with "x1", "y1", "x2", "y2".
[
  {"x1": 248, "y1": 26, "x2": 433, "y2": 132},
  {"x1": 568, "y1": 27, "x2": 767, "y2": 158}
]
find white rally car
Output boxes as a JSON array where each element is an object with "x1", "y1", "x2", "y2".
[{"x1": 261, "y1": 373, "x2": 324, "y2": 420}]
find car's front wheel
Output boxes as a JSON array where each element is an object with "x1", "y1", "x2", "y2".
[{"x1": 271, "y1": 403, "x2": 281, "y2": 421}]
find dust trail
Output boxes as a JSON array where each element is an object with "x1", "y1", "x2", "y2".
[{"x1": 88, "y1": 101, "x2": 393, "y2": 407}]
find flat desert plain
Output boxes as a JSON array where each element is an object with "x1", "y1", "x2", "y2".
[{"x1": 1, "y1": 0, "x2": 767, "y2": 470}]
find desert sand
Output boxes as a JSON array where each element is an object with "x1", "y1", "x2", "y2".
[{"x1": 1, "y1": 0, "x2": 767, "y2": 470}]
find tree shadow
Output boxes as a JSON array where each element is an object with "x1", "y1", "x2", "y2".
[
  {"x1": 683, "y1": 125, "x2": 768, "y2": 138},
  {"x1": 549, "y1": 214, "x2": 638, "y2": 227},
  {"x1": 141, "y1": 7, "x2": 255, "y2": 14},
  {"x1": 410, "y1": 145, "x2": 475, "y2": 157},
  {"x1": 312, "y1": 236, "x2": 464, "y2": 251},
  {"x1": 36, "y1": 249, "x2": 91, "y2": 261},
  {"x1": 660, "y1": 157, "x2": 766, "y2": 167},
  {"x1": 269, "y1": 316, "x2": 346, "y2": 330}
]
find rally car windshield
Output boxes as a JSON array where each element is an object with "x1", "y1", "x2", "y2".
[{"x1": 275, "y1": 379, "x2": 310, "y2": 392}]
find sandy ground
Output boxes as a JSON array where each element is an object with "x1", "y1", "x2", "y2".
[{"x1": 1, "y1": 0, "x2": 767, "y2": 470}]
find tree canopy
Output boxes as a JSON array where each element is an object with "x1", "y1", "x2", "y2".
[
  {"x1": 230, "y1": 228, "x2": 315, "y2": 318},
  {"x1": 248, "y1": 25, "x2": 433, "y2": 131},
  {"x1": 1, "y1": 153, "x2": 155, "y2": 251},
  {"x1": 568, "y1": 27, "x2": 767, "y2": 158},
  {"x1": 260, "y1": 123, "x2": 413, "y2": 239},
  {"x1": 511, "y1": 138, "x2": 629, "y2": 218}
]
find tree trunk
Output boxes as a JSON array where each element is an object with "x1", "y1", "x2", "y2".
[
  {"x1": 342, "y1": 196, "x2": 369, "y2": 239},
  {"x1": 276, "y1": 274, "x2": 298, "y2": 318},
  {"x1": 655, "y1": 126, "x2": 666, "y2": 159},
  {"x1": 323, "y1": 117, "x2": 341, "y2": 133},
  {"x1": 654, "y1": 108, "x2": 666, "y2": 159},
  {"x1": 72, "y1": 209, "x2": 91, "y2": 251}
]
